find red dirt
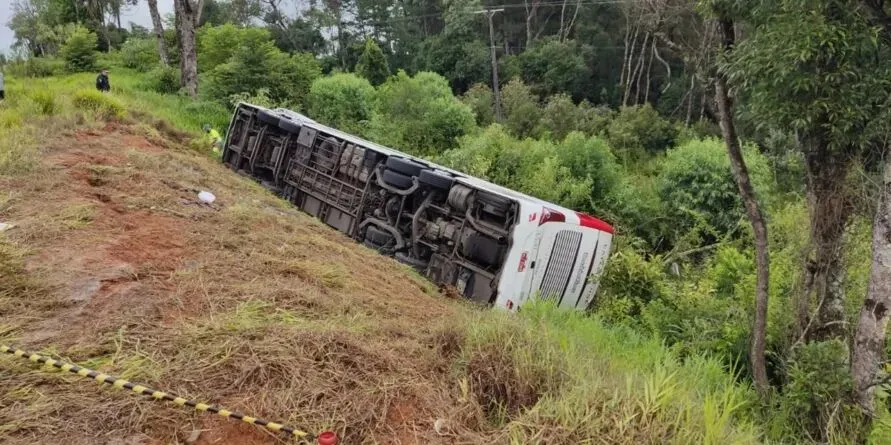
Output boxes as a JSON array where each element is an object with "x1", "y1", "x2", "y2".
[{"x1": 1, "y1": 122, "x2": 471, "y2": 444}]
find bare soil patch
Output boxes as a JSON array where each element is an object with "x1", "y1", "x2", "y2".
[{"x1": 0, "y1": 122, "x2": 483, "y2": 444}]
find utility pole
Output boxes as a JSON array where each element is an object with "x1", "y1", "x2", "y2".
[{"x1": 476, "y1": 9, "x2": 504, "y2": 121}]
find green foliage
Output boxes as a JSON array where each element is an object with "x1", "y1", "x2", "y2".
[
  {"x1": 518, "y1": 39, "x2": 590, "y2": 98},
  {"x1": 142, "y1": 66, "x2": 180, "y2": 94},
  {"x1": 596, "y1": 249, "x2": 668, "y2": 322},
  {"x1": 370, "y1": 71, "x2": 475, "y2": 155},
  {"x1": 538, "y1": 93, "x2": 582, "y2": 141},
  {"x1": 72, "y1": 89, "x2": 124, "y2": 119},
  {"x1": 354, "y1": 39, "x2": 390, "y2": 86},
  {"x1": 60, "y1": 25, "x2": 97, "y2": 72},
  {"x1": 606, "y1": 104, "x2": 678, "y2": 161},
  {"x1": 501, "y1": 78, "x2": 540, "y2": 139},
  {"x1": 205, "y1": 35, "x2": 322, "y2": 108},
  {"x1": 458, "y1": 301, "x2": 761, "y2": 442},
  {"x1": 307, "y1": 73, "x2": 375, "y2": 133},
  {"x1": 438, "y1": 126, "x2": 596, "y2": 211},
  {"x1": 198, "y1": 24, "x2": 272, "y2": 72},
  {"x1": 6, "y1": 57, "x2": 66, "y2": 78},
  {"x1": 461, "y1": 83, "x2": 495, "y2": 127},
  {"x1": 30, "y1": 90, "x2": 56, "y2": 115},
  {"x1": 771, "y1": 340, "x2": 858, "y2": 442},
  {"x1": 120, "y1": 38, "x2": 159, "y2": 72},
  {"x1": 726, "y1": 1, "x2": 891, "y2": 150},
  {"x1": 657, "y1": 138, "x2": 772, "y2": 247}
]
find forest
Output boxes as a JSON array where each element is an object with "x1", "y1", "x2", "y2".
[{"x1": 6, "y1": 0, "x2": 891, "y2": 443}]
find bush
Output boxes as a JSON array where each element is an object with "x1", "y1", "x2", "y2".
[
  {"x1": 30, "y1": 90, "x2": 57, "y2": 115},
  {"x1": 198, "y1": 25, "x2": 272, "y2": 72},
  {"x1": 142, "y1": 66, "x2": 180, "y2": 94},
  {"x1": 7, "y1": 58, "x2": 66, "y2": 78},
  {"x1": 606, "y1": 104, "x2": 678, "y2": 161},
  {"x1": 501, "y1": 78, "x2": 540, "y2": 139},
  {"x1": 307, "y1": 73, "x2": 375, "y2": 133},
  {"x1": 518, "y1": 39, "x2": 590, "y2": 98},
  {"x1": 120, "y1": 38, "x2": 159, "y2": 72},
  {"x1": 354, "y1": 39, "x2": 390, "y2": 86},
  {"x1": 577, "y1": 101, "x2": 614, "y2": 136},
  {"x1": 72, "y1": 89, "x2": 124, "y2": 119},
  {"x1": 370, "y1": 71, "x2": 475, "y2": 155},
  {"x1": 205, "y1": 36, "x2": 321, "y2": 108},
  {"x1": 538, "y1": 93, "x2": 582, "y2": 141},
  {"x1": 60, "y1": 26, "x2": 98, "y2": 72},
  {"x1": 657, "y1": 138, "x2": 773, "y2": 247},
  {"x1": 461, "y1": 83, "x2": 495, "y2": 126}
]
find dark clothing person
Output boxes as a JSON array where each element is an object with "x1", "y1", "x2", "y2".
[{"x1": 96, "y1": 71, "x2": 110, "y2": 92}]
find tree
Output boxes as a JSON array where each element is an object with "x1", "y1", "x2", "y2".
[
  {"x1": 851, "y1": 152, "x2": 891, "y2": 417},
  {"x1": 500, "y1": 78, "x2": 541, "y2": 139},
  {"x1": 307, "y1": 73, "x2": 376, "y2": 133},
  {"x1": 355, "y1": 39, "x2": 390, "y2": 86},
  {"x1": 60, "y1": 25, "x2": 98, "y2": 72},
  {"x1": 461, "y1": 83, "x2": 495, "y2": 126},
  {"x1": 174, "y1": 0, "x2": 200, "y2": 96},
  {"x1": 726, "y1": 0, "x2": 891, "y2": 343},
  {"x1": 147, "y1": 0, "x2": 169, "y2": 66},
  {"x1": 712, "y1": 16, "x2": 770, "y2": 397}
]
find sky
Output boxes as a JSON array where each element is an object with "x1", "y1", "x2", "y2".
[{"x1": 0, "y1": 1, "x2": 176, "y2": 55}]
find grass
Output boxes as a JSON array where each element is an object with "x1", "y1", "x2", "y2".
[{"x1": 0, "y1": 70, "x2": 773, "y2": 444}]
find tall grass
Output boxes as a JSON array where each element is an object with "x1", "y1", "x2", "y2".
[{"x1": 456, "y1": 301, "x2": 762, "y2": 444}]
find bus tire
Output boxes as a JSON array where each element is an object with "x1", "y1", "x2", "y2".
[
  {"x1": 477, "y1": 191, "x2": 511, "y2": 214},
  {"x1": 386, "y1": 157, "x2": 425, "y2": 177},
  {"x1": 418, "y1": 169, "x2": 454, "y2": 190},
  {"x1": 382, "y1": 169, "x2": 413, "y2": 189},
  {"x1": 257, "y1": 109, "x2": 280, "y2": 126}
]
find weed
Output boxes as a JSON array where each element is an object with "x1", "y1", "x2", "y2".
[
  {"x1": 30, "y1": 90, "x2": 57, "y2": 115},
  {"x1": 59, "y1": 202, "x2": 96, "y2": 229},
  {"x1": 72, "y1": 89, "x2": 125, "y2": 119}
]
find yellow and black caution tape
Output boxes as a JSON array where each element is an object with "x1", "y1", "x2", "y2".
[{"x1": 1, "y1": 344, "x2": 322, "y2": 442}]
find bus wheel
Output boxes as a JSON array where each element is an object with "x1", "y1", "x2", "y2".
[
  {"x1": 382, "y1": 169, "x2": 413, "y2": 189},
  {"x1": 418, "y1": 169, "x2": 454, "y2": 190},
  {"x1": 386, "y1": 157, "x2": 426, "y2": 177}
]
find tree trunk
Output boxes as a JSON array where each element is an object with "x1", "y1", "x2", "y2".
[
  {"x1": 804, "y1": 143, "x2": 853, "y2": 342},
  {"x1": 147, "y1": 0, "x2": 169, "y2": 66},
  {"x1": 714, "y1": 18, "x2": 771, "y2": 398},
  {"x1": 852, "y1": 153, "x2": 891, "y2": 416},
  {"x1": 174, "y1": 0, "x2": 199, "y2": 97}
]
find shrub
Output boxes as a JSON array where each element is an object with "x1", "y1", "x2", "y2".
[
  {"x1": 554, "y1": 132, "x2": 622, "y2": 206},
  {"x1": 354, "y1": 39, "x2": 390, "y2": 86},
  {"x1": 577, "y1": 100, "x2": 614, "y2": 136},
  {"x1": 606, "y1": 104, "x2": 678, "y2": 161},
  {"x1": 657, "y1": 138, "x2": 773, "y2": 247},
  {"x1": 120, "y1": 38, "x2": 159, "y2": 72},
  {"x1": 205, "y1": 37, "x2": 321, "y2": 108},
  {"x1": 7, "y1": 58, "x2": 66, "y2": 78},
  {"x1": 72, "y1": 89, "x2": 124, "y2": 119},
  {"x1": 538, "y1": 93, "x2": 581, "y2": 141},
  {"x1": 370, "y1": 71, "x2": 475, "y2": 155},
  {"x1": 60, "y1": 26, "x2": 98, "y2": 72},
  {"x1": 30, "y1": 90, "x2": 57, "y2": 115},
  {"x1": 518, "y1": 38, "x2": 590, "y2": 98},
  {"x1": 461, "y1": 83, "x2": 495, "y2": 126},
  {"x1": 307, "y1": 73, "x2": 375, "y2": 133},
  {"x1": 142, "y1": 66, "x2": 180, "y2": 94},
  {"x1": 501, "y1": 79, "x2": 540, "y2": 139},
  {"x1": 198, "y1": 24, "x2": 272, "y2": 72}
]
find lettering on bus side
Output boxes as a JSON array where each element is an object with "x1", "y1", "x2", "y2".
[{"x1": 568, "y1": 252, "x2": 589, "y2": 295}]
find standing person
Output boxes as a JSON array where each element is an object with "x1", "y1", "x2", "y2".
[
  {"x1": 96, "y1": 69, "x2": 110, "y2": 92},
  {"x1": 0, "y1": 70, "x2": 5, "y2": 101}
]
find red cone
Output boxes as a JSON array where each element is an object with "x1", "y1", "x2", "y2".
[{"x1": 317, "y1": 431, "x2": 337, "y2": 445}]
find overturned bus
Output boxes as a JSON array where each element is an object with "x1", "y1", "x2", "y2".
[{"x1": 221, "y1": 103, "x2": 614, "y2": 311}]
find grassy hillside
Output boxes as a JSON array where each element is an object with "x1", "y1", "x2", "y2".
[{"x1": 0, "y1": 71, "x2": 766, "y2": 444}]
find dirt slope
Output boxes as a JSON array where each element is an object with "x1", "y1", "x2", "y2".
[{"x1": 0, "y1": 121, "x2": 480, "y2": 444}]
